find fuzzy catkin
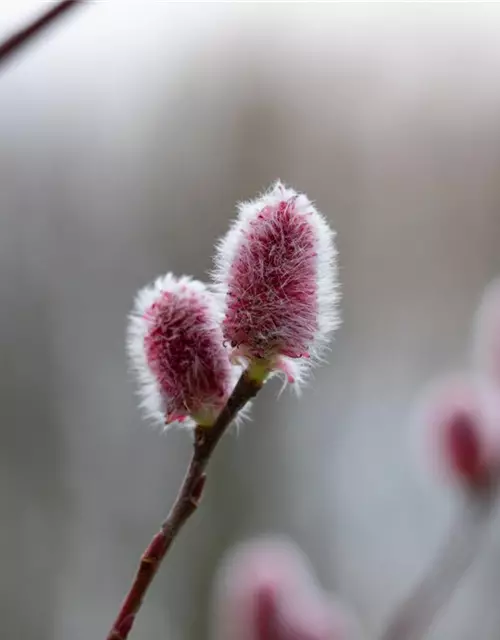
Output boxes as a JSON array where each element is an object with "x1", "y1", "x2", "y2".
[
  {"x1": 213, "y1": 181, "x2": 340, "y2": 385},
  {"x1": 127, "y1": 273, "x2": 233, "y2": 428}
]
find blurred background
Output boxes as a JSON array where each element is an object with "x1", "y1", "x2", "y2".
[{"x1": 2, "y1": 2, "x2": 500, "y2": 639}]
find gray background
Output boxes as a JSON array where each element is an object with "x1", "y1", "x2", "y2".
[{"x1": 1, "y1": 3, "x2": 500, "y2": 639}]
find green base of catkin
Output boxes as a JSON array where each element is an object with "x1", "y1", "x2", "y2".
[
  {"x1": 246, "y1": 359, "x2": 272, "y2": 384},
  {"x1": 192, "y1": 409, "x2": 219, "y2": 428}
]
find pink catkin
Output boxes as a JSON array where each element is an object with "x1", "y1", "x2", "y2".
[
  {"x1": 214, "y1": 182, "x2": 339, "y2": 384},
  {"x1": 224, "y1": 198, "x2": 318, "y2": 360},
  {"x1": 211, "y1": 538, "x2": 350, "y2": 640},
  {"x1": 127, "y1": 274, "x2": 233, "y2": 427},
  {"x1": 446, "y1": 411, "x2": 484, "y2": 485},
  {"x1": 420, "y1": 375, "x2": 500, "y2": 488}
]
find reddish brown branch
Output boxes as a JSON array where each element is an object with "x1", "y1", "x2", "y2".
[
  {"x1": 106, "y1": 370, "x2": 263, "y2": 640},
  {"x1": 380, "y1": 486, "x2": 496, "y2": 640},
  {"x1": 0, "y1": 1, "x2": 84, "y2": 68}
]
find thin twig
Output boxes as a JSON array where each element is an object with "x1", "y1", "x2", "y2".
[
  {"x1": 106, "y1": 370, "x2": 263, "y2": 640},
  {"x1": 0, "y1": 1, "x2": 84, "y2": 68},
  {"x1": 379, "y1": 485, "x2": 497, "y2": 640}
]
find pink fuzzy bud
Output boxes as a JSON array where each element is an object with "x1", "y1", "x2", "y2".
[
  {"x1": 127, "y1": 273, "x2": 233, "y2": 428},
  {"x1": 211, "y1": 538, "x2": 351, "y2": 640},
  {"x1": 473, "y1": 278, "x2": 500, "y2": 385},
  {"x1": 213, "y1": 181, "x2": 339, "y2": 384},
  {"x1": 419, "y1": 375, "x2": 500, "y2": 488}
]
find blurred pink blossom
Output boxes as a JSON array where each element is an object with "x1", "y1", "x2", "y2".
[
  {"x1": 418, "y1": 374, "x2": 500, "y2": 488},
  {"x1": 211, "y1": 538, "x2": 352, "y2": 640}
]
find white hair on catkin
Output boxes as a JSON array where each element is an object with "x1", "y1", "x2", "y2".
[
  {"x1": 212, "y1": 180, "x2": 340, "y2": 389},
  {"x1": 127, "y1": 273, "x2": 249, "y2": 430}
]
